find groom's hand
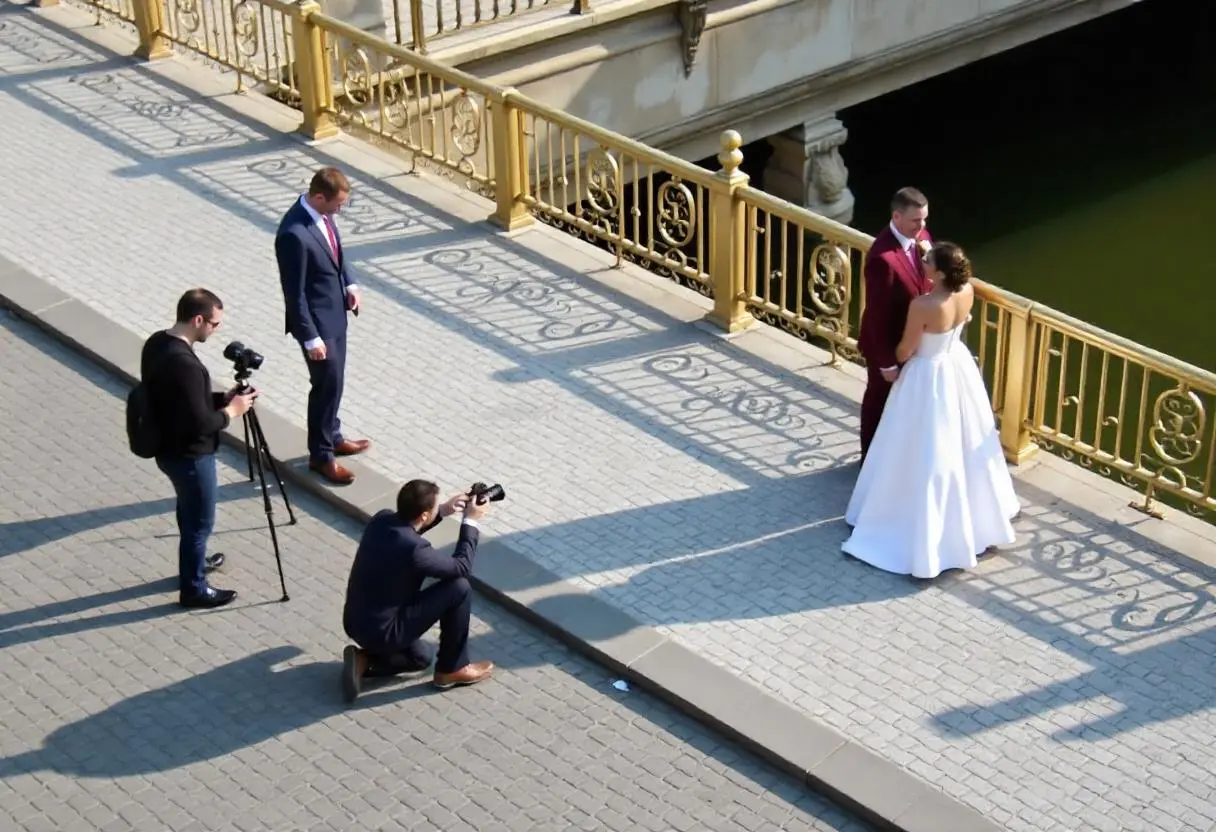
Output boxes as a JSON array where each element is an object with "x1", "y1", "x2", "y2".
[{"x1": 881, "y1": 367, "x2": 900, "y2": 383}]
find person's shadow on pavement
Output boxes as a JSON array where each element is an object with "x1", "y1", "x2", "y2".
[{"x1": 0, "y1": 646, "x2": 354, "y2": 778}]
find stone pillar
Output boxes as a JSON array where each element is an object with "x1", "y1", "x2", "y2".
[{"x1": 765, "y1": 115, "x2": 855, "y2": 225}]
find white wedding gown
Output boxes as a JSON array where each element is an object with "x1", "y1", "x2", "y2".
[{"x1": 843, "y1": 323, "x2": 1020, "y2": 578}]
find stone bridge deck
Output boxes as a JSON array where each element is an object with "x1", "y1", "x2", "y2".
[{"x1": 1, "y1": 2, "x2": 1215, "y2": 831}]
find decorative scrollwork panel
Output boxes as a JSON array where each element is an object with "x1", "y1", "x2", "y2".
[
  {"x1": 320, "y1": 33, "x2": 495, "y2": 197},
  {"x1": 740, "y1": 197, "x2": 861, "y2": 364},
  {"x1": 516, "y1": 110, "x2": 713, "y2": 292},
  {"x1": 1023, "y1": 321, "x2": 1215, "y2": 521},
  {"x1": 158, "y1": 0, "x2": 298, "y2": 97}
]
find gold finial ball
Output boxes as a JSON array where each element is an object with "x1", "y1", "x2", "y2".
[{"x1": 718, "y1": 129, "x2": 744, "y2": 174}]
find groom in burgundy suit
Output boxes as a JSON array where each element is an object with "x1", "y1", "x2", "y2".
[{"x1": 856, "y1": 187, "x2": 934, "y2": 460}]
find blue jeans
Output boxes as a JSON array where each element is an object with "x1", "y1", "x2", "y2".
[{"x1": 156, "y1": 454, "x2": 218, "y2": 598}]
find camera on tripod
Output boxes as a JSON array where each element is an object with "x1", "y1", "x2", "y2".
[
  {"x1": 224, "y1": 341, "x2": 265, "y2": 383},
  {"x1": 218, "y1": 339, "x2": 293, "y2": 602},
  {"x1": 469, "y1": 481, "x2": 506, "y2": 505}
]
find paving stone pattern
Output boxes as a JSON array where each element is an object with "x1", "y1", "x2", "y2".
[
  {"x1": 0, "y1": 310, "x2": 870, "y2": 832},
  {"x1": 2, "y1": 6, "x2": 1215, "y2": 831}
]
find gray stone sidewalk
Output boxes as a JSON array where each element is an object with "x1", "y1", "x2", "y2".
[
  {"x1": 2, "y1": 3, "x2": 1216, "y2": 831},
  {"x1": 0, "y1": 309, "x2": 867, "y2": 832}
]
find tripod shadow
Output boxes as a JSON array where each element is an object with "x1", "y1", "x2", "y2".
[
  {"x1": 0, "y1": 483, "x2": 252, "y2": 560},
  {"x1": 0, "y1": 577, "x2": 181, "y2": 650}
]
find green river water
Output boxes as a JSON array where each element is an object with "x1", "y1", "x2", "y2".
[{"x1": 839, "y1": 0, "x2": 1215, "y2": 371}]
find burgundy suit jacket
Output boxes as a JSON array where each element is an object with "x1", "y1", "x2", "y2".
[{"x1": 857, "y1": 226, "x2": 934, "y2": 370}]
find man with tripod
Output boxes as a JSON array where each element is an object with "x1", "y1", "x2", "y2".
[{"x1": 140, "y1": 289, "x2": 256, "y2": 608}]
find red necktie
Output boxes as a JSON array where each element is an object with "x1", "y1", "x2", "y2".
[{"x1": 323, "y1": 216, "x2": 339, "y2": 258}]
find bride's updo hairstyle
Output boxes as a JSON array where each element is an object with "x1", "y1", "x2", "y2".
[{"x1": 929, "y1": 242, "x2": 973, "y2": 293}]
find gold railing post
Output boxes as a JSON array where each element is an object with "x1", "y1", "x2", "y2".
[
  {"x1": 999, "y1": 301, "x2": 1039, "y2": 465},
  {"x1": 410, "y1": 0, "x2": 428, "y2": 53},
  {"x1": 292, "y1": 1, "x2": 340, "y2": 141},
  {"x1": 570, "y1": 0, "x2": 592, "y2": 13},
  {"x1": 34, "y1": 0, "x2": 60, "y2": 7},
  {"x1": 488, "y1": 89, "x2": 534, "y2": 232},
  {"x1": 131, "y1": 0, "x2": 172, "y2": 60},
  {"x1": 705, "y1": 129, "x2": 755, "y2": 333}
]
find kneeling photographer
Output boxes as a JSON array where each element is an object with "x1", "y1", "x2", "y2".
[
  {"x1": 137, "y1": 289, "x2": 257, "y2": 609},
  {"x1": 340, "y1": 479, "x2": 504, "y2": 702}
]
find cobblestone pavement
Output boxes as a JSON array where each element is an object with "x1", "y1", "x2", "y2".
[
  {"x1": 2, "y1": 5, "x2": 1216, "y2": 831},
  {"x1": 0, "y1": 311, "x2": 871, "y2": 832}
]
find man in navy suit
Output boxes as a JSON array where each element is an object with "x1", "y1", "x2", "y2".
[
  {"x1": 340, "y1": 479, "x2": 495, "y2": 702},
  {"x1": 275, "y1": 166, "x2": 370, "y2": 485}
]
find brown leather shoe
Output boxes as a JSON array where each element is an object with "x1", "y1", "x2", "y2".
[
  {"x1": 433, "y1": 660, "x2": 494, "y2": 690},
  {"x1": 309, "y1": 458, "x2": 355, "y2": 485},
  {"x1": 335, "y1": 438, "x2": 371, "y2": 456},
  {"x1": 342, "y1": 645, "x2": 370, "y2": 703}
]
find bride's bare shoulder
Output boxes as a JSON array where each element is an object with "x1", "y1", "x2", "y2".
[{"x1": 914, "y1": 293, "x2": 949, "y2": 312}]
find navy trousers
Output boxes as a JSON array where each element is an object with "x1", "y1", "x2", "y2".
[
  {"x1": 352, "y1": 578, "x2": 473, "y2": 675},
  {"x1": 303, "y1": 333, "x2": 346, "y2": 463}
]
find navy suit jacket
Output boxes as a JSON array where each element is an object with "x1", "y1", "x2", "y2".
[
  {"x1": 342, "y1": 510, "x2": 481, "y2": 649},
  {"x1": 274, "y1": 200, "x2": 353, "y2": 345}
]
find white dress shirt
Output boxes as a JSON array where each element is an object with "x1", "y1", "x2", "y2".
[
  {"x1": 889, "y1": 221, "x2": 920, "y2": 269},
  {"x1": 298, "y1": 195, "x2": 358, "y2": 352}
]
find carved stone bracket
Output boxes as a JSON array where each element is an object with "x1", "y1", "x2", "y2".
[
  {"x1": 766, "y1": 114, "x2": 855, "y2": 225},
  {"x1": 677, "y1": 0, "x2": 708, "y2": 78},
  {"x1": 803, "y1": 116, "x2": 852, "y2": 217}
]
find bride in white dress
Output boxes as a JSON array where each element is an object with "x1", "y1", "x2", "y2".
[{"x1": 843, "y1": 241, "x2": 1020, "y2": 579}]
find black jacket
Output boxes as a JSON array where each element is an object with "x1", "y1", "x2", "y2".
[{"x1": 140, "y1": 331, "x2": 229, "y2": 458}]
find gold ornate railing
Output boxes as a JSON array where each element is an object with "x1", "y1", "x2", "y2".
[
  {"x1": 315, "y1": 15, "x2": 498, "y2": 196},
  {"x1": 513, "y1": 99, "x2": 717, "y2": 294},
  {"x1": 96, "y1": 0, "x2": 303, "y2": 96},
  {"x1": 78, "y1": 0, "x2": 136, "y2": 26},
  {"x1": 71, "y1": 0, "x2": 1216, "y2": 523},
  {"x1": 386, "y1": 0, "x2": 584, "y2": 53},
  {"x1": 1024, "y1": 307, "x2": 1214, "y2": 519},
  {"x1": 160, "y1": 0, "x2": 300, "y2": 97},
  {"x1": 738, "y1": 186, "x2": 871, "y2": 362}
]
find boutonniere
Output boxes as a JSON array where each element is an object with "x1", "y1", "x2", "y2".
[{"x1": 916, "y1": 239, "x2": 932, "y2": 256}]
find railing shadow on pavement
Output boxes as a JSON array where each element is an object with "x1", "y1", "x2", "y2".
[
  {"x1": 0, "y1": 6, "x2": 865, "y2": 494},
  {"x1": 489, "y1": 469, "x2": 1216, "y2": 744},
  {"x1": 925, "y1": 476, "x2": 1216, "y2": 743}
]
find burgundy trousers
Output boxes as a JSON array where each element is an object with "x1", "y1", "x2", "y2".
[{"x1": 859, "y1": 365, "x2": 893, "y2": 460}]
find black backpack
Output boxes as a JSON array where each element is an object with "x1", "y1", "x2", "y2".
[{"x1": 126, "y1": 352, "x2": 166, "y2": 459}]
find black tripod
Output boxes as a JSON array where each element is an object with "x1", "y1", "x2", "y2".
[{"x1": 236, "y1": 372, "x2": 295, "y2": 602}]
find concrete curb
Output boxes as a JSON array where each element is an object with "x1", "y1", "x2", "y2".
[{"x1": 1, "y1": 268, "x2": 1000, "y2": 829}]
